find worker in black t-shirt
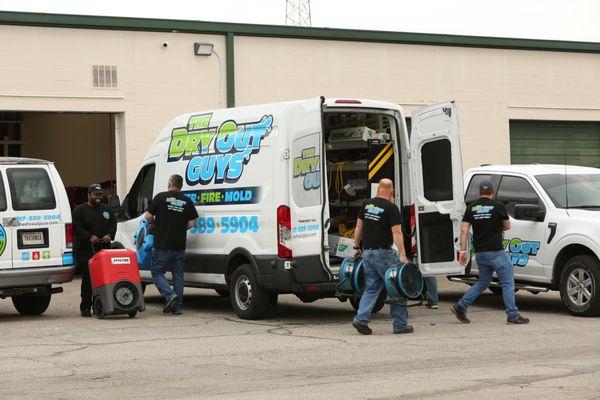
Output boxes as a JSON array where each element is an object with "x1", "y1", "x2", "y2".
[
  {"x1": 72, "y1": 184, "x2": 116, "y2": 317},
  {"x1": 351, "y1": 179, "x2": 413, "y2": 335},
  {"x1": 451, "y1": 180, "x2": 530, "y2": 325},
  {"x1": 145, "y1": 174, "x2": 198, "y2": 315}
]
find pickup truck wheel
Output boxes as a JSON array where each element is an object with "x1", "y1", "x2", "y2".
[
  {"x1": 230, "y1": 264, "x2": 272, "y2": 320},
  {"x1": 560, "y1": 255, "x2": 600, "y2": 317},
  {"x1": 12, "y1": 294, "x2": 51, "y2": 316}
]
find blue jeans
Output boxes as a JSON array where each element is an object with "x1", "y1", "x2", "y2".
[
  {"x1": 424, "y1": 277, "x2": 438, "y2": 305},
  {"x1": 458, "y1": 250, "x2": 518, "y2": 317},
  {"x1": 354, "y1": 249, "x2": 408, "y2": 331},
  {"x1": 151, "y1": 249, "x2": 185, "y2": 311}
]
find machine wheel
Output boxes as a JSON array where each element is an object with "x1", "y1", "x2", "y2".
[
  {"x1": 12, "y1": 294, "x2": 51, "y2": 316},
  {"x1": 559, "y1": 255, "x2": 600, "y2": 317},
  {"x1": 128, "y1": 310, "x2": 138, "y2": 318},
  {"x1": 94, "y1": 297, "x2": 106, "y2": 319},
  {"x1": 230, "y1": 264, "x2": 272, "y2": 320},
  {"x1": 349, "y1": 290, "x2": 386, "y2": 313},
  {"x1": 215, "y1": 289, "x2": 230, "y2": 297}
]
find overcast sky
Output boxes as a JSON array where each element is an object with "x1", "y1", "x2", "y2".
[{"x1": 0, "y1": 0, "x2": 599, "y2": 42}]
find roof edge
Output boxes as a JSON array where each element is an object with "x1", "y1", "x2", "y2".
[{"x1": 1, "y1": 11, "x2": 600, "y2": 53}]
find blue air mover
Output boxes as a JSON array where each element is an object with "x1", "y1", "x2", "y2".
[
  {"x1": 385, "y1": 262, "x2": 423, "y2": 300},
  {"x1": 134, "y1": 219, "x2": 154, "y2": 270},
  {"x1": 338, "y1": 257, "x2": 364, "y2": 294}
]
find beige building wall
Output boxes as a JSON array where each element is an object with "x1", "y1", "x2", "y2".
[
  {"x1": 0, "y1": 25, "x2": 227, "y2": 196},
  {"x1": 234, "y1": 37, "x2": 600, "y2": 170},
  {"x1": 21, "y1": 113, "x2": 113, "y2": 188}
]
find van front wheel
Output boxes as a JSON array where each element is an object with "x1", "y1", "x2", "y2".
[
  {"x1": 12, "y1": 294, "x2": 51, "y2": 316},
  {"x1": 230, "y1": 264, "x2": 272, "y2": 320},
  {"x1": 560, "y1": 255, "x2": 600, "y2": 317}
]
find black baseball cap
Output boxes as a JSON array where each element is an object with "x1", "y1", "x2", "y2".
[
  {"x1": 479, "y1": 180, "x2": 494, "y2": 194},
  {"x1": 88, "y1": 183, "x2": 104, "y2": 193}
]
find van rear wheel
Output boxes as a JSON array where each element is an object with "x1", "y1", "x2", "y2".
[
  {"x1": 559, "y1": 255, "x2": 600, "y2": 317},
  {"x1": 12, "y1": 294, "x2": 51, "y2": 316},
  {"x1": 230, "y1": 264, "x2": 272, "y2": 320}
]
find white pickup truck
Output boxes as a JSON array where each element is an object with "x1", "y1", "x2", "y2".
[{"x1": 450, "y1": 164, "x2": 600, "y2": 317}]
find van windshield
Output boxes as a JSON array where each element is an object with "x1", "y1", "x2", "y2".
[{"x1": 535, "y1": 173, "x2": 600, "y2": 209}]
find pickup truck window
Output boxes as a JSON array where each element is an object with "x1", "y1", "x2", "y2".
[
  {"x1": 536, "y1": 173, "x2": 600, "y2": 209},
  {"x1": 496, "y1": 175, "x2": 542, "y2": 217},
  {"x1": 465, "y1": 174, "x2": 492, "y2": 204}
]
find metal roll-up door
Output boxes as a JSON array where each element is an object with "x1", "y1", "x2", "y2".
[{"x1": 510, "y1": 120, "x2": 600, "y2": 167}]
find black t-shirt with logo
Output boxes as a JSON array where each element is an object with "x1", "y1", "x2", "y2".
[
  {"x1": 358, "y1": 197, "x2": 402, "y2": 250},
  {"x1": 72, "y1": 203, "x2": 117, "y2": 256},
  {"x1": 462, "y1": 197, "x2": 508, "y2": 252},
  {"x1": 147, "y1": 191, "x2": 199, "y2": 251}
]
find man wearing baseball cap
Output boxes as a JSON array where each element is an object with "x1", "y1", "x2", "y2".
[
  {"x1": 72, "y1": 183, "x2": 116, "y2": 317},
  {"x1": 451, "y1": 180, "x2": 530, "y2": 325}
]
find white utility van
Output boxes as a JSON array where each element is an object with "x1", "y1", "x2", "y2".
[
  {"x1": 113, "y1": 97, "x2": 465, "y2": 319},
  {"x1": 451, "y1": 164, "x2": 600, "y2": 317},
  {"x1": 0, "y1": 158, "x2": 74, "y2": 315}
]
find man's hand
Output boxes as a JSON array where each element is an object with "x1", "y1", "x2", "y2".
[
  {"x1": 352, "y1": 249, "x2": 362, "y2": 260},
  {"x1": 101, "y1": 235, "x2": 111, "y2": 243},
  {"x1": 90, "y1": 235, "x2": 99, "y2": 244},
  {"x1": 459, "y1": 251, "x2": 469, "y2": 266}
]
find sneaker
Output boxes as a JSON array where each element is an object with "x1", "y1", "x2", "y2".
[
  {"x1": 171, "y1": 309, "x2": 182, "y2": 316},
  {"x1": 450, "y1": 303, "x2": 470, "y2": 323},
  {"x1": 80, "y1": 304, "x2": 92, "y2": 318},
  {"x1": 427, "y1": 304, "x2": 438, "y2": 309},
  {"x1": 163, "y1": 294, "x2": 179, "y2": 314},
  {"x1": 507, "y1": 314, "x2": 530, "y2": 324},
  {"x1": 352, "y1": 320, "x2": 372, "y2": 335},
  {"x1": 393, "y1": 325, "x2": 414, "y2": 334}
]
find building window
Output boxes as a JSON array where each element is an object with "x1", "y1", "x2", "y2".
[
  {"x1": 0, "y1": 112, "x2": 23, "y2": 157},
  {"x1": 92, "y1": 65, "x2": 118, "y2": 88}
]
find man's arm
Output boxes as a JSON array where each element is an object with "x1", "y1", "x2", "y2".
[
  {"x1": 108, "y1": 209, "x2": 117, "y2": 239},
  {"x1": 187, "y1": 219, "x2": 196, "y2": 230},
  {"x1": 353, "y1": 218, "x2": 363, "y2": 251},
  {"x1": 459, "y1": 221, "x2": 471, "y2": 266},
  {"x1": 502, "y1": 219, "x2": 511, "y2": 231},
  {"x1": 144, "y1": 211, "x2": 154, "y2": 224},
  {"x1": 391, "y1": 224, "x2": 407, "y2": 263}
]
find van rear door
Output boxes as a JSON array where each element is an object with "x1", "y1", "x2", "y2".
[
  {"x1": 6, "y1": 165, "x2": 63, "y2": 269},
  {"x1": 410, "y1": 101, "x2": 464, "y2": 275},
  {"x1": 0, "y1": 170, "x2": 12, "y2": 269},
  {"x1": 288, "y1": 97, "x2": 331, "y2": 283}
]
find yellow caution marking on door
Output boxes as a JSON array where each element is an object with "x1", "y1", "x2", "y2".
[
  {"x1": 368, "y1": 142, "x2": 393, "y2": 169},
  {"x1": 368, "y1": 147, "x2": 394, "y2": 180}
]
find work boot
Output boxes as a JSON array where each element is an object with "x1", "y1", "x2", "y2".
[
  {"x1": 450, "y1": 303, "x2": 470, "y2": 323},
  {"x1": 80, "y1": 304, "x2": 91, "y2": 318},
  {"x1": 393, "y1": 325, "x2": 414, "y2": 334},
  {"x1": 507, "y1": 314, "x2": 530, "y2": 324},
  {"x1": 163, "y1": 294, "x2": 179, "y2": 314},
  {"x1": 352, "y1": 320, "x2": 372, "y2": 335}
]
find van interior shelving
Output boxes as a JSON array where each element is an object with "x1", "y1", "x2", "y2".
[{"x1": 323, "y1": 111, "x2": 397, "y2": 273}]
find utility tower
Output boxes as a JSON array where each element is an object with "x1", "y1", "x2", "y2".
[{"x1": 285, "y1": 0, "x2": 312, "y2": 27}]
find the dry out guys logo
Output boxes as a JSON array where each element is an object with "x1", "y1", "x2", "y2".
[
  {"x1": 503, "y1": 238, "x2": 540, "y2": 267},
  {"x1": 167, "y1": 113, "x2": 273, "y2": 186},
  {"x1": 293, "y1": 147, "x2": 320, "y2": 190}
]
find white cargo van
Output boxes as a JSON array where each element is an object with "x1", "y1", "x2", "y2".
[
  {"x1": 113, "y1": 97, "x2": 465, "y2": 319},
  {"x1": 0, "y1": 158, "x2": 74, "y2": 315}
]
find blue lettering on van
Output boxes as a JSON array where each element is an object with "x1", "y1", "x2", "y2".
[
  {"x1": 167, "y1": 113, "x2": 273, "y2": 186},
  {"x1": 182, "y1": 186, "x2": 261, "y2": 206},
  {"x1": 190, "y1": 216, "x2": 259, "y2": 235},
  {"x1": 502, "y1": 238, "x2": 540, "y2": 267}
]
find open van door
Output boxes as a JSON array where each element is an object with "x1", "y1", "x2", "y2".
[
  {"x1": 288, "y1": 97, "x2": 331, "y2": 283},
  {"x1": 410, "y1": 101, "x2": 464, "y2": 276}
]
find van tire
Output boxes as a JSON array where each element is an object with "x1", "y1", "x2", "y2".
[
  {"x1": 559, "y1": 255, "x2": 600, "y2": 317},
  {"x1": 230, "y1": 264, "x2": 272, "y2": 320},
  {"x1": 349, "y1": 290, "x2": 386, "y2": 313},
  {"x1": 12, "y1": 294, "x2": 51, "y2": 316}
]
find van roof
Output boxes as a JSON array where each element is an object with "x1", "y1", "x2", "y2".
[
  {"x1": 0, "y1": 157, "x2": 52, "y2": 165},
  {"x1": 469, "y1": 164, "x2": 600, "y2": 175}
]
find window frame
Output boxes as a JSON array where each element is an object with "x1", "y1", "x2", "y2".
[
  {"x1": 464, "y1": 174, "x2": 493, "y2": 205},
  {"x1": 123, "y1": 163, "x2": 156, "y2": 220}
]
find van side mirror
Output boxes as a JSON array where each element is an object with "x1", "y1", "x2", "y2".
[
  {"x1": 514, "y1": 203, "x2": 545, "y2": 222},
  {"x1": 108, "y1": 195, "x2": 122, "y2": 218}
]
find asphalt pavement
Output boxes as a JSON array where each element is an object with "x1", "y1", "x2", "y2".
[{"x1": 1, "y1": 278, "x2": 599, "y2": 399}]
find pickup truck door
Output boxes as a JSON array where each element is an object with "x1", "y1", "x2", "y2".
[{"x1": 410, "y1": 101, "x2": 464, "y2": 276}]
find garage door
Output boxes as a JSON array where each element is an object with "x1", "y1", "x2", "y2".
[{"x1": 510, "y1": 120, "x2": 600, "y2": 168}]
